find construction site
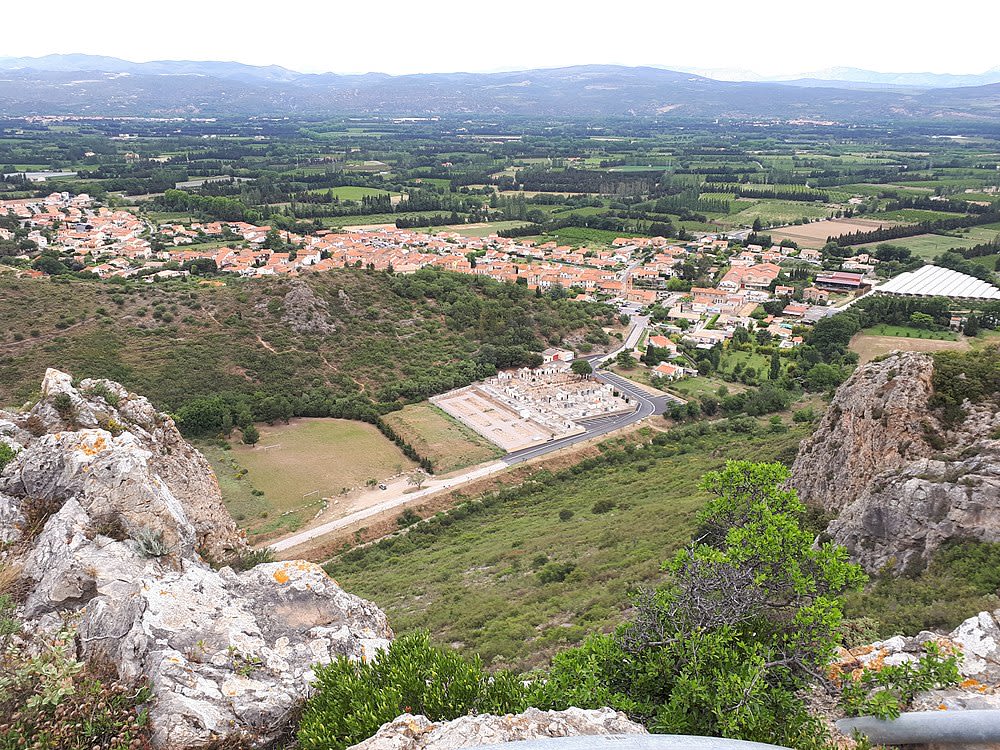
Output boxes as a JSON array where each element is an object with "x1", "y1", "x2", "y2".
[{"x1": 431, "y1": 363, "x2": 635, "y2": 452}]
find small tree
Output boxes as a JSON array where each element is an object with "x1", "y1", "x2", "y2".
[
  {"x1": 570, "y1": 360, "x2": 593, "y2": 379},
  {"x1": 407, "y1": 472, "x2": 426, "y2": 490},
  {"x1": 616, "y1": 350, "x2": 636, "y2": 369},
  {"x1": 241, "y1": 425, "x2": 260, "y2": 445},
  {"x1": 529, "y1": 462, "x2": 866, "y2": 748}
]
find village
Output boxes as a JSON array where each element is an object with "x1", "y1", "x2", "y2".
[{"x1": 1, "y1": 190, "x2": 881, "y2": 402}]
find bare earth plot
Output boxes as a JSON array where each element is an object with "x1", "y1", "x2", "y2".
[
  {"x1": 221, "y1": 418, "x2": 417, "y2": 538},
  {"x1": 770, "y1": 218, "x2": 904, "y2": 249},
  {"x1": 849, "y1": 333, "x2": 970, "y2": 365},
  {"x1": 382, "y1": 402, "x2": 505, "y2": 474},
  {"x1": 432, "y1": 386, "x2": 570, "y2": 452}
]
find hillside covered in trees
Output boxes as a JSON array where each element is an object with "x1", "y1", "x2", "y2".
[{"x1": 0, "y1": 268, "x2": 618, "y2": 434}]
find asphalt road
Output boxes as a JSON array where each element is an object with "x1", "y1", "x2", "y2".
[{"x1": 268, "y1": 315, "x2": 685, "y2": 552}]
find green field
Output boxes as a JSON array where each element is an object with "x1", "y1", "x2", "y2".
[
  {"x1": 320, "y1": 211, "x2": 453, "y2": 228},
  {"x1": 212, "y1": 418, "x2": 416, "y2": 539},
  {"x1": 309, "y1": 186, "x2": 401, "y2": 201},
  {"x1": 858, "y1": 232, "x2": 982, "y2": 260},
  {"x1": 861, "y1": 324, "x2": 958, "y2": 341},
  {"x1": 330, "y1": 425, "x2": 806, "y2": 669},
  {"x1": 435, "y1": 221, "x2": 537, "y2": 238},
  {"x1": 722, "y1": 199, "x2": 832, "y2": 228},
  {"x1": 527, "y1": 226, "x2": 645, "y2": 246},
  {"x1": 382, "y1": 402, "x2": 504, "y2": 474}
]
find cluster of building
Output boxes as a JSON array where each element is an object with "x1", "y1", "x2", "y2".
[
  {"x1": 2, "y1": 193, "x2": 723, "y2": 300},
  {"x1": 432, "y1": 357, "x2": 635, "y2": 452}
]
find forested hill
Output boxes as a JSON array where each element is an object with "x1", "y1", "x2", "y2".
[
  {"x1": 0, "y1": 58, "x2": 999, "y2": 122},
  {"x1": 0, "y1": 268, "x2": 618, "y2": 429}
]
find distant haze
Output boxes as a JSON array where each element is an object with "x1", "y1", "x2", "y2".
[{"x1": 1, "y1": 0, "x2": 997, "y2": 78}]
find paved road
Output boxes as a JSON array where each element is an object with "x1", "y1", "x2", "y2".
[{"x1": 268, "y1": 315, "x2": 684, "y2": 552}]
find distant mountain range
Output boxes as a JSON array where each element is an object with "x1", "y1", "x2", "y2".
[
  {"x1": 0, "y1": 55, "x2": 998, "y2": 123},
  {"x1": 684, "y1": 65, "x2": 1000, "y2": 90}
]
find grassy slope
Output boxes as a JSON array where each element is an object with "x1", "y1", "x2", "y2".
[
  {"x1": 0, "y1": 269, "x2": 613, "y2": 410},
  {"x1": 329, "y1": 425, "x2": 806, "y2": 670}
]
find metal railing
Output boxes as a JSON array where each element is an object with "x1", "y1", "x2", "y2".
[{"x1": 478, "y1": 736, "x2": 792, "y2": 750}]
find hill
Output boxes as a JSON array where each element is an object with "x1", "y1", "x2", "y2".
[
  {"x1": 327, "y1": 422, "x2": 806, "y2": 670},
  {"x1": 0, "y1": 57, "x2": 999, "y2": 122},
  {"x1": 0, "y1": 269, "x2": 618, "y2": 422}
]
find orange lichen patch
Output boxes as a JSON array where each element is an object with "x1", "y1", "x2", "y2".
[
  {"x1": 78, "y1": 434, "x2": 109, "y2": 456},
  {"x1": 960, "y1": 677, "x2": 982, "y2": 689},
  {"x1": 849, "y1": 645, "x2": 875, "y2": 657},
  {"x1": 273, "y1": 559, "x2": 320, "y2": 585},
  {"x1": 938, "y1": 704, "x2": 948, "y2": 710}
]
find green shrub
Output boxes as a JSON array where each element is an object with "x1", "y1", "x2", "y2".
[
  {"x1": 297, "y1": 632, "x2": 527, "y2": 750},
  {"x1": 591, "y1": 499, "x2": 615, "y2": 514},
  {"x1": 527, "y1": 462, "x2": 866, "y2": 749},
  {"x1": 537, "y1": 562, "x2": 576, "y2": 584},
  {"x1": 0, "y1": 443, "x2": 16, "y2": 473},
  {"x1": 840, "y1": 643, "x2": 959, "y2": 719}
]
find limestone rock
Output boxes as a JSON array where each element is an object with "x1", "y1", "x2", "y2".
[
  {"x1": 790, "y1": 352, "x2": 1000, "y2": 573},
  {"x1": 791, "y1": 352, "x2": 938, "y2": 514},
  {"x1": 350, "y1": 708, "x2": 647, "y2": 750},
  {"x1": 79, "y1": 560, "x2": 392, "y2": 748},
  {"x1": 0, "y1": 369, "x2": 243, "y2": 559},
  {"x1": 282, "y1": 279, "x2": 337, "y2": 334},
  {"x1": 2, "y1": 370, "x2": 395, "y2": 748}
]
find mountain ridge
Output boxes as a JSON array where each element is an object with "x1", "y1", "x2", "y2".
[{"x1": 0, "y1": 56, "x2": 998, "y2": 121}]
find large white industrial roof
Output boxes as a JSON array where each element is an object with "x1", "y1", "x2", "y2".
[{"x1": 875, "y1": 264, "x2": 1000, "y2": 300}]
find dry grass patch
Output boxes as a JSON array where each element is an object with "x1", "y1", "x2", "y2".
[{"x1": 382, "y1": 403, "x2": 503, "y2": 475}]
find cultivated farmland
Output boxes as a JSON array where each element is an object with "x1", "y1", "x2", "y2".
[{"x1": 770, "y1": 218, "x2": 903, "y2": 248}]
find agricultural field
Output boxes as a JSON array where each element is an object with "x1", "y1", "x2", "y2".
[
  {"x1": 330, "y1": 425, "x2": 806, "y2": 669},
  {"x1": 722, "y1": 199, "x2": 833, "y2": 228},
  {"x1": 214, "y1": 418, "x2": 417, "y2": 539},
  {"x1": 434, "y1": 220, "x2": 536, "y2": 237},
  {"x1": 309, "y1": 186, "x2": 402, "y2": 201},
  {"x1": 381, "y1": 402, "x2": 504, "y2": 474},
  {"x1": 850, "y1": 330, "x2": 970, "y2": 364},
  {"x1": 769, "y1": 218, "x2": 904, "y2": 249},
  {"x1": 858, "y1": 230, "x2": 997, "y2": 260},
  {"x1": 525, "y1": 226, "x2": 647, "y2": 246}
]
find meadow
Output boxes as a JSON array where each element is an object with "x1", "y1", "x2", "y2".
[{"x1": 211, "y1": 418, "x2": 416, "y2": 539}]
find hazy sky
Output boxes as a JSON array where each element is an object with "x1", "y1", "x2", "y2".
[{"x1": 4, "y1": 0, "x2": 998, "y2": 77}]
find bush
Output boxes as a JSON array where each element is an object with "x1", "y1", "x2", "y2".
[
  {"x1": 0, "y1": 443, "x2": 16, "y2": 472},
  {"x1": 537, "y1": 562, "x2": 576, "y2": 584},
  {"x1": 0, "y1": 600, "x2": 153, "y2": 749},
  {"x1": 226, "y1": 547, "x2": 275, "y2": 572},
  {"x1": 397, "y1": 508, "x2": 421, "y2": 528},
  {"x1": 527, "y1": 462, "x2": 867, "y2": 749},
  {"x1": 133, "y1": 528, "x2": 170, "y2": 558},
  {"x1": 558, "y1": 509, "x2": 574, "y2": 522},
  {"x1": 297, "y1": 632, "x2": 527, "y2": 750},
  {"x1": 591, "y1": 499, "x2": 615, "y2": 514},
  {"x1": 840, "y1": 643, "x2": 959, "y2": 719}
]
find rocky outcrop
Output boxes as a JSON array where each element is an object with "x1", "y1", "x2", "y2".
[
  {"x1": 831, "y1": 607, "x2": 1000, "y2": 711},
  {"x1": 350, "y1": 708, "x2": 647, "y2": 750},
  {"x1": 791, "y1": 352, "x2": 1000, "y2": 572},
  {"x1": 282, "y1": 279, "x2": 337, "y2": 335},
  {"x1": 0, "y1": 370, "x2": 393, "y2": 748},
  {"x1": 791, "y1": 352, "x2": 939, "y2": 514}
]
